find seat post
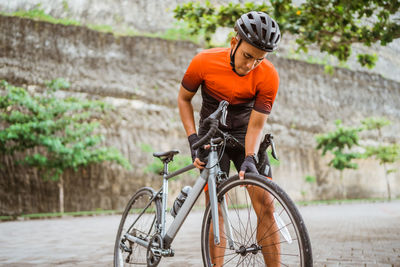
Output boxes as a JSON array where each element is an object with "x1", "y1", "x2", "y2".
[
  {"x1": 161, "y1": 161, "x2": 169, "y2": 238},
  {"x1": 163, "y1": 161, "x2": 169, "y2": 176}
]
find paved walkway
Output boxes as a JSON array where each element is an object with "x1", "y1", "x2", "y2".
[{"x1": 0, "y1": 201, "x2": 399, "y2": 266}]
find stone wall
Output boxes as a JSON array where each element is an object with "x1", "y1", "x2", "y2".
[
  {"x1": 2, "y1": 0, "x2": 399, "y2": 83},
  {"x1": 0, "y1": 15, "x2": 399, "y2": 214}
]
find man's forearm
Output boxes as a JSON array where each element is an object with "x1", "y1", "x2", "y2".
[
  {"x1": 177, "y1": 86, "x2": 197, "y2": 136},
  {"x1": 245, "y1": 128, "x2": 263, "y2": 156},
  {"x1": 245, "y1": 111, "x2": 268, "y2": 156}
]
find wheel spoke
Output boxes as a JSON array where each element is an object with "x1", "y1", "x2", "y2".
[
  {"x1": 202, "y1": 174, "x2": 311, "y2": 266},
  {"x1": 226, "y1": 192, "x2": 250, "y2": 245},
  {"x1": 257, "y1": 220, "x2": 293, "y2": 246},
  {"x1": 246, "y1": 186, "x2": 276, "y2": 247},
  {"x1": 114, "y1": 188, "x2": 160, "y2": 266}
]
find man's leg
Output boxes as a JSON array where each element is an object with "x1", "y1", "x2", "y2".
[
  {"x1": 248, "y1": 185, "x2": 281, "y2": 266},
  {"x1": 232, "y1": 145, "x2": 280, "y2": 266}
]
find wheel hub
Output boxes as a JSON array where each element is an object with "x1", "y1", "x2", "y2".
[{"x1": 236, "y1": 244, "x2": 262, "y2": 256}]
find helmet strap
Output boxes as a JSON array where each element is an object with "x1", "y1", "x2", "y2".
[{"x1": 230, "y1": 38, "x2": 243, "y2": 76}]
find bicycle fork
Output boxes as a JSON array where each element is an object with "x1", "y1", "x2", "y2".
[{"x1": 207, "y1": 142, "x2": 235, "y2": 249}]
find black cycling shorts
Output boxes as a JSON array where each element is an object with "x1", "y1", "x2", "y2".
[{"x1": 198, "y1": 125, "x2": 272, "y2": 178}]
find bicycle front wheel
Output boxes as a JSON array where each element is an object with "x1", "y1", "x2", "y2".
[
  {"x1": 114, "y1": 187, "x2": 161, "y2": 267},
  {"x1": 201, "y1": 173, "x2": 312, "y2": 267}
]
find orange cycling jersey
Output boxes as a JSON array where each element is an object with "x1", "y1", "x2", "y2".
[{"x1": 182, "y1": 47, "x2": 279, "y2": 130}]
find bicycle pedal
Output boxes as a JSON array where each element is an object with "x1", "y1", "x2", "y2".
[
  {"x1": 119, "y1": 241, "x2": 132, "y2": 253},
  {"x1": 150, "y1": 248, "x2": 162, "y2": 257}
]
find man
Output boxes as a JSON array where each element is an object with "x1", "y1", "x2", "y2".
[{"x1": 178, "y1": 11, "x2": 281, "y2": 266}]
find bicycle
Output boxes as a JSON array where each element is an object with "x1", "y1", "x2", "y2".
[{"x1": 114, "y1": 100, "x2": 313, "y2": 266}]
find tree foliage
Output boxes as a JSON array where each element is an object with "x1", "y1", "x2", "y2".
[
  {"x1": 361, "y1": 116, "x2": 398, "y2": 167},
  {"x1": 361, "y1": 116, "x2": 391, "y2": 131},
  {"x1": 0, "y1": 79, "x2": 131, "y2": 181},
  {"x1": 174, "y1": 0, "x2": 400, "y2": 68},
  {"x1": 364, "y1": 144, "x2": 400, "y2": 166},
  {"x1": 360, "y1": 116, "x2": 399, "y2": 200},
  {"x1": 315, "y1": 120, "x2": 362, "y2": 171}
]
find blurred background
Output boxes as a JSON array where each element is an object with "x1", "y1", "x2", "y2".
[{"x1": 0, "y1": 0, "x2": 399, "y2": 219}]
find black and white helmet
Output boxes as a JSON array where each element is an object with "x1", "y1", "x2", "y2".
[{"x1": 235, "y1": 11, "x2": 281, "y2": 52}]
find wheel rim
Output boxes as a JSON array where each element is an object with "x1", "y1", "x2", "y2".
[
  {"x1": 116, "y1": 190, "x2": 159, "y2": 266},
  {"x1": 202, "y1": 177, "x2": 309, "y2": 266}
]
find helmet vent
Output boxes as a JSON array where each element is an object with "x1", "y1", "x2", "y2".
[
  {"x1": 262, "y1": 28, "x2": 267, "y2": 41},
  {"x1": 272, "y1": 20, "x2": 275, "y2": 27},
  {"x1": 269, "y1": 33, "x2": 275, "y2": 43},
  {"x1": 248, "y1": 13, "x2": 254, "y2": 19},
  {"x1": 242, "y1": 23, "x2": 249, "y2": 35},
  {"x1": 251, "y1": 24, "x2": 257, "y2": 34},
  {"x1": 261, "y1": 16, "x2": 266, "y2": 24}
]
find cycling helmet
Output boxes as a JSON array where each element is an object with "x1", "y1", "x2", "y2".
[
  {"x1": 230, "y1": 12, "x2": 280, "y2": 76},
  {"x1": 235, "y1": 11, "x2": 281, "y2": 52}
]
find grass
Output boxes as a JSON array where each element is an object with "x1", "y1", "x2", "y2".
[
  {"x1": 87, "y1": 24, "x2": 114, "y2": 34},
  {"x1": 0, "y1": 215, "x2": 13, "y2": 221},
  {"x1": 21, "y1": 209, "x2": 119, "y2": 218},
  {"x1": 2, "y1": 7, "x2": 201, "y2": 44},
  {"x1": 0, "y1": 209, "x2": 120, "y2": 222},
  {"x1": 3, "y1": 6, "x2": 80, "y2": 26}
]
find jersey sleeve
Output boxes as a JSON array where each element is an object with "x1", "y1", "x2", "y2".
[
  {"x1": 181, "y1": 52, "x2": 204, "y2": 93},
  {"x1": 253, "y1": 67, "x2": 279, "y2": 114}
]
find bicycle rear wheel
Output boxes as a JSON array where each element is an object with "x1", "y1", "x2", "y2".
[
  {"x1": 114, "y1": 187, "x2": 161, "y2": 267},
  {"x1": 201, "y1": 174, "x2": 312, "y2": 267}
]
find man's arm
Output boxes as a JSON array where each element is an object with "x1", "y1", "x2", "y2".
[
  {"x1": 178, "y1": 85, "x2": 207, "y2": 169},
  {"x1": 245, "y1": 110, "x2": 268, "y2": 156},
  {"x1": 177, "y1": 85, "x2": 197, "y2": 136},
  {"x1": 239, "y1": 110, "x2": 268, "y2": 179}
]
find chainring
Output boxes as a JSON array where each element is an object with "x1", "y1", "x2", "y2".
[{"x1": 146, "y1": 234, "x2": 163, "y2": 267}]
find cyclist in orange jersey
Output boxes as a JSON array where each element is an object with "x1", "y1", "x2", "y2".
[{"x1": 178, "y1": 11, "x2": 281, "y2": 267}]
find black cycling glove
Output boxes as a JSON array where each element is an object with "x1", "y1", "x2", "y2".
[
  {"x1": 188, "y1": 133, "x2": 200, "y2": 162},
  {"x1": 188, "y1": 133, "x2": 210, "y2": 164},
  {"x1": 240, "y1": 155, "x2": 259, "y2": 174}
]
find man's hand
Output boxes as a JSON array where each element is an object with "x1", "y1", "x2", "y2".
[
  {"x1": 188, "y1": 134, "x2": 200, "y2": 162},
  {"x1": 193, "y1": 157, "x2": 206, "y2": 169},
  {"x1": 239, "y1": 155, "x2": 259, "y2": 179}
]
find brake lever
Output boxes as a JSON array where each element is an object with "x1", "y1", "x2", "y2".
[
  {"x1": 209, "y1": 100, "x2": 229, "y2": 121},
  {"x1": 269, "y1": 135, "x2": 279, "y2": 161},
  {"x1": 220, "y1": 103, "x2": 228, "y2": 127}
]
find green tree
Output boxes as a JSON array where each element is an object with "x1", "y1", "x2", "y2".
[
  {"x1": 174, "y1": 0, "x2": 400, "y2": 68},
  {"x1": 139, "y1": 143, "x2": 198, "y2": 179},
  {"x1": 361, "y1": 116, "x2": 391, "y2": 132},
  {"x1": 361, "y1": 117, "x2": 399, "y2": 200},
  {"x1": 315, "y1": 120, "x2": 362, "y2": 198},
  {"x1": 0, "y1": 79, "x2": 131, "y2": 213}
]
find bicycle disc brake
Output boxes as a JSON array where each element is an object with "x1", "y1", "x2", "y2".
[{"x1": 146, "y1": 234, "x2": 163, "y2": 267}]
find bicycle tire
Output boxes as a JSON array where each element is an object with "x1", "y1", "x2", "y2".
[
  {"x1": 201, "y1": 173, "x2": 312, "y2": 267},
  {"x1": 114, "y1": 187, "x2": 162, "y2": 267}
]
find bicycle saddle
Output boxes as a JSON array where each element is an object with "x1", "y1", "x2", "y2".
[{"x1": 153, "y1": 150, "x2": 180, "y2": 162}]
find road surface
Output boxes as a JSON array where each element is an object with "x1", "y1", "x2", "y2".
[{"x1": 0, "y1": 201, "x2": 399, "y2": 266}]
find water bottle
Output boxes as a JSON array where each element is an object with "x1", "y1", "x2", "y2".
[{"x1": 171, "y1": 186, "x2": 192, "y2": 217}]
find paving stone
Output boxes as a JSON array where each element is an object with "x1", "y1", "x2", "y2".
[{"x1": 0, "y1": 201, "x2": 399, "y2": 266}]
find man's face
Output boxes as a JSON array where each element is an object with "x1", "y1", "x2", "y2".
[{"x1": 230, "y1": 37, "x2": 268, "y2": 76}]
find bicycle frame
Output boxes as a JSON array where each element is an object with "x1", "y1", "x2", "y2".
[
  {"x1": 163, "y1": 138, "x2": 233, "y2": 249},
  {"x1": 126, "y1": 138, "x2": 234, "y2": 254}
]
